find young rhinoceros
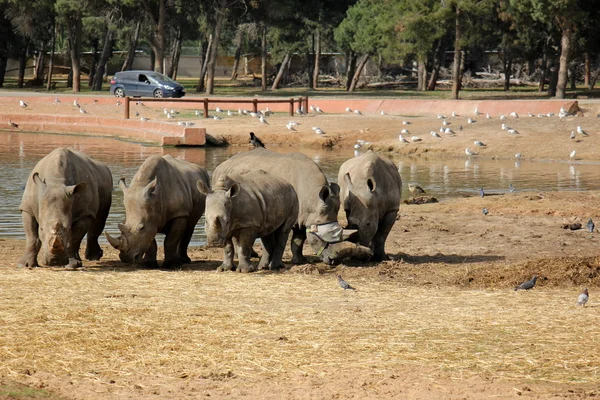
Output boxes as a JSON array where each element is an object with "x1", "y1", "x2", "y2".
[
  {"x1": 106, "y1": 155, "x2": 209, "y2": 269},
  {"x1": 197, "y1": 171, "x2": 299, "y2": 273},
  {"x1": 338, "y1": 151, "x2": 402, "y2": 262},
  {"x1": 19, "y1": 147, "x2": 113, "y2": 269}
]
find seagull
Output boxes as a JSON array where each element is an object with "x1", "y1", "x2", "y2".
[
  {"x1": 537, "y1": 113, "x2": 546, "y2": 118},
  {"x1": 509, "y1": 183, "x2": 516, "y2": 193},
  {"x1": 467, "y1": 118, "x2": 475, "y2": 124},
  {"x1": 514, "y1": 275, "x2": 538, "y2": 291},
  {"x1": 213, "y1": 115, "x2": 222, "y2": 120},
  {"x1": 54, "y1": 97, "x2": 61, "y2": 103},
  {"x1": 443, "y1": 119, "x2": 450, "y2": 126},
  {"x1": 408, "y1": 184, "x2": 425, "y2": 195},
  {"x1": 264, "y1": 108, "x2": 272, "y2": 116},
  {"x1": 577, "y1": 288, "x2": 589, "y2": 306},
  {"x1": 380, "y1": 110, "x2": 385, "y2": 115},
  {"x1": 136, "y1": 101, "x2": 144, "y2": 106},
  {"x1": 501, "y1": 124, "x2": 508, "y2": 130},
  {"x1": 195, "y1": 110, "x2": 201, "y2": 116},
  {"x1": 163, "y1": 108, "x2": 168, "y2": 115},
  {"x1": 452, "y1": 111, "x2": 458, "y2": 117},
  {"x1": 587, "y1": 218, "x2": 595, "y2": 233},
  {"x1": 309, "y1": 105, "x2": 316, "y2": 112},
  {"x1": 402, "y1": 121, "x2": 411, "y2": 125},
  {"x1": 482, "y1": 208, "x2": 489, "y2": 216},
  {"x1": 79, "y1": 107, "x2": 87, "y2": 114},
  {"x1": 486, "y1": 113, "x2": 491, "y2": 119},
  {"x1": 401, "y1": 129, "x2": 409, "y2": 134},
  {"x1": 167, "y1": 112, "x2": 174, "y2": 119},
  {"x1": 508, "y1": 129, "x2": 519, "y2": 135},
  {"x1": 474, "y1": 107, "x2": 480, "y2": 115},
  {"x1": 570, "y1": 131, "x2": 576, "y2": 140},
  {"x1": 74, "y1": 99, "x2": 80, "y2": 107},
  {"x1": 570, "y1": 150, "x2": 576, "y2": 159},
  {"x1": 249, "y1": 132, "x2": 265, "y2": 148},
  {"x1": 431, "y1": 131, "x2": 442, "y2": 138},
  {"x1": 116, "y1": 100, "x2": 121, "y2": 106},
  {"x1": 215, "y1": 107, "x2": 222, "y2": 113},
  {"x1": 288, "y1": 120, "x2": 299, "y2": 126},
  {"x1": 479, "y1": 187, "x2": 485, "y2": 197},
  {"x1": 259, "y1": 115, "x2": 269, "y2": 124},
  {"x1": 8, "y1": 119, "x2": 19, "y2": 128},
  {"x1": 528, "y1": 112, "x2": 534, "y2": 117},
  {"x1": 297, "y1": 107, "x2": 305, "y2": 115},
  {"x1": 19, "y1": 100, "x2": 27, "y2": 108},
  {"x1": 249, "y1": 112, "x2": 259, "y2": 118},
  {"x1": 315, "y1": 106, "x2": 324, "y2": 113},
  {"x1": 465, "y1": 148, "x2": 477, "y2": 156},
  {"x1": 515, "y1": 153, "x2": 522, "y2": 159},
  {"x1": 444, "y1": 128, "x2": 455, "y2": 135},
  {"x1": 227, "y1": 110, "x2": 233, "y2": 116},
  {"x1": 312, "y1": 127, "x2": 324, "y2": 135},
  {"x1": 499, "y1": 114, "x2": 506, "y2": 120},
  {"x1": 345, "y1": 107, "x2": 352, "y2": 113},
  {"x1": 547, "y1": 112, "x2": 555, "y2": 117},
  {"x1": 411, "y1": 136, "x2": 422, "y2": 142},
  {"x1": 185, "y1": 122, "x2": 195, "y2": 127},
  {"x1": 399, "y1": 134, "x2": 409, "y2": 143},
  {"x1": 337, "y1": 274, "x2": 356, "y2": 291},
  {"x1": 577, "y1": 126, "x2": 588, "y2": 136},
  {"x1": 178, "y1": 121, "x2": 186, "y2": 126},
  {"x1": 439, "y1": 126, "x2": 445, "y2": 133},
  {"x1": 474, "y1": 141, "x2": 486, "y2": 147},
  {"x1": 354, "y1": 109, "x2": 362, "y2": 115},
  {"x1": 437, "y1": 114, "x2": 446, "y2": 120},
  {"x1": 140, "y1": 117, "x2": 149, "y2": 122},
  {"x1": 286, "y1": 122, "x2": 296, "y2": 131},
  {"x1": 510, "y1": 112, "x2": 519, "y2": 118}
]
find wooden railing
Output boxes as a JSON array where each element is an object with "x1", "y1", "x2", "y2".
[{"x1": 123, "y1": 96, "x2": 309, "y2": 119}]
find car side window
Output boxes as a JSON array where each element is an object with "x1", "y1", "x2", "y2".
[{"x1": 138, "y1": 74, "x2": 149, "y2": 83}]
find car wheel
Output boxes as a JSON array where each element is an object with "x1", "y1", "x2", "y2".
[
  {"x1": 153, "y1": 89, "x2": 164, "y2": 98},
  {"x1": 114, "y1": 88, "x2": 125, "y2": 98}
]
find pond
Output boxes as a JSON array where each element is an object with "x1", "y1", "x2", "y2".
[{"x1": 1, "y1": 131, "x2": 599, "y2": 245}]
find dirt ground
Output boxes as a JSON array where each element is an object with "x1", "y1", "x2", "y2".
[{"x1": 2, "y1": 96, "x2": 600, "y2": 399}]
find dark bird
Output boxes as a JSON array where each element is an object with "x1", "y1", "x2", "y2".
[
  {"x1": 577, "y1": 288, "x2": 589, "y2": 306},
  {"x1": 8, "y1": 119, "x2": 19, "y2": 129},
  {"x1": 587, "y1": 218, "x2": 595, "y2": 233},
  {"x1": 337, "y1": 274, "x2": 356, "y2": 291},
  {"x1": 249, "y1": 132, "x2": 265, "y2": 148},
  {"x1": 509, "y1": 183, "x2": 516, "y2": 193},
  {"x1": 482, "y1": 208, "x2": 489, "y2": 216},
  {"x1": 479, "y1": 187, "x2": 485, "y2": 197},
  {"x1": 514, "y1": 275, "x2": 537, "y2": 291}
]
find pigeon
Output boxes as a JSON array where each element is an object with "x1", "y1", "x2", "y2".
[
  {"x1": 345, "y1": 107, "x2": 352, "y2": 113},
  {"x1": 510, "y1": 112, "x2": 519, "y2": 118},
  {"x1": 249, "y1": 132, "x2": 265, "y2": 148},
  {"x1": 399, "y1": 135, "x2": 409, "y2": 144},
  {"x1": 8, "y1": 119, "x2": 19, "y2": 128},
  {"x1": 587, "y1": 218, "x2": 595, "y2": 233},
  {"x1": 19, "y1": 100, "x2": 27, "y2": 108},
  {"x1": 577, "y1": 126, "x2": 588, "y2": 137},
  {"x1": 479, "y1": 187, "x2": 485, "y2": 197},
  {"x1": 509, "y1": 183, "x2": 516, "y2": 193},
  {"x1": 570, "y1": 131, "x2": 576, "y2": 140},
  {"x1": 465, "y1": 148, "x2": 476, "y2": 156},
  {"x1": 514, "y1": 275, "x2": 537, "y2": 291},
  {"x1": 570, "y1": 150, "x2": 576, "y2": 160},
  {"x1": 337, "y1": 274, "x2": 356, "y2": 291},
  {"x1": 482, "y1": 208, "x2": 489, "y2": 216},
  {"x1": 408, "y1": 184, "x2": 425, "y2": 195},
  {"x1": 577, "y1": 288, "x2": 589, "y2": 306},
  {"x1": 474, "y1": 141, "x2": 486, "y2": 147},
  {"x1": 354, "y1": 109, "x2": 362, "y2": 115}
]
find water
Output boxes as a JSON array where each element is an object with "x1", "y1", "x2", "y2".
[{"x1": 1, "y1": 131, "x2": 599, "y2": 245}]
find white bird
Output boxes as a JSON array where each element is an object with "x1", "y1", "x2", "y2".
[
  {"x1": 354, "y1": 109, "x2": 362, "y2": 115},
  {"x1": 242, "y1": 109, "x2": 249, "y2": 115},
  {"x1": 510, "y1": 112, "x2": 519, "y2": 118},
  {"x1": 185, "y1": 122, "x2": 195, "y2": 127},
  {"x1": 170, "y1": 109, "x2": 178, "y2": 115},
  {"x1": 357, "y1": 140, "x2": 366, "y2": 145},
  {"x1": 452, "y1": 111, "x2": 458, "y2": 117},
  {"x1": 74, "y1": 99, "x2": 80, "y2": 107},
  {"x1": 411, "y1": 136, "x2": 422, "y2": 142},
  {"x1": 345, "y1": 107, "x2": 352, "y2": 113},
  {"x1": 195, "y1": 110, "x2": 201, "y2": 116},
  {"x1": 264, "y1": 107, "x2": 272, "y2": 116},
  {"x1": 537, "y1": 113, "x2": 546, "y2": 118},
  {"x1": 443, "y1": 119, "x2": 449, "y2": 126},
  {"x1": 167, "y1": 112, "x2": 174, "y2": 119},
  {"x1": 444, "y1": 128, "x2": 455, "y2": 135},
  {"x1": 570, "y1": 131, "x2": 576, "y2": 139},
  {"x1": 501, "y1": 124, "x2": 508, "y2": 130},
  {"x1": 315, "y1": 106, "x2": 323, "y2": 113},
  {"x1": 465, "y1": 148, "x2": 477, "y2": 156},
  {"x1": 570, "y1": 150, "x2": 576, "y2": 159},
  {"x1": 309, "y1": 105, "x2": 316, "y2": 112},
  {"x1": 547, "y1": 112, "x2": 555, "y2": 117},
  {"x1": 528, "y1": 112, "x2": 534, "y2": 117},
  {"x1": 508, "y1": 128, "x2": 519, "y2": 135},
  {"x1": 215, "y1": 107, "x2": 222, "y2": 113},
  {"x1": 249, "y1": 112, "x2": 258, "y2": 118},
  {"x1": 19, "y1": 100, "x2": 27, "y2": 108},
  {"x1": 499, "y1": 114, "x2": 506, "y2": 120},
  {"x1": 354, "y1": 143, "x2": 362, "y2": 149},
  {"x1": 474, "y1": 107, "x2": 480, "y2": 115},
  {"x1": 439, "y1": 126, "x2": 445, "y2": 133},
  {"x1": 467, "y1": 118, "x2": 475, "y2": 124},
  {"x1": 314, "y1": 127, "x2": 324, "y2": 135},
  {"x1": 431, "y1": 131, "x2": 442, "y2": 138},
  {"x1": 54, "y1": 97, "x2": 61, "y2": 103},
  {"x1": 515, "y1": 153, "x2": 522, "y2": 159},
  {"x1": 259, "y1": 115, "x2": 269, "y2": 124},
  {"x1": 577, "y1": 288, "x2": 589, "y2": 306},
  {"x1": 140, "y1": 117, "x2": 149, "y2": 122},
  {"x1": 474, "y1": 141, "x2": 486, "y2": 147},
  {"x1": 577, "y1": 126, "x2": 588, "y2": 136},
  {"x1": 380, "y1": 110, "x2": 385, "y2": 115},
  {"x1": 437, "y1": 114, "x2": 446, "y2": 119},
  {"x1": 116, "y1": 100, "x2": 121, "y2": 106},
  {"x1": 288, "y1": 120, "x2": 299, "y2": 126},
  {"x1": 401, "y1": 129, "x2": 409, "y2": 134},
  {"x1": 486, "y1": 113, "x2": 491, "y2": 119},
  {"x1": 560, "y1": 106, "x2": 567, "y2": 114},
  {"x1": 136, "y1": 101, "x2": 144, "y2": 106},
  {"x1": 8, "y1": 119, "x2": 19, "y2": 128},
  {"x1": 402, "y1": 120, "x2": 411, "y2": 125},
  {"x1": 79, "y1": 107, "x2": 87, "y2": 114},
  {"x1": 286, "y1": 122, "x2": 296, "y2": 131},
  {"x1": 178, "y1": 121, "x2": 186, "y2": 126},
  {"x1": 227, "y1": 110, "x2": 233, "y2": 116},
  {"x1": 213, "y1": 115, "x2": 222, "y2": 120},
  {"x1": 163, "y1": 108, "x2": 168, "y2": 115}
]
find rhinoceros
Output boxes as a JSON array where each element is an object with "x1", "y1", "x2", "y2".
[
  {"x1": 197, "y1": 170, "x2": 299, "y2": 273},
  {"x1": 106, "y1": 155, "x2": 209, "y2": 269},
  {"x1": 18, "y1": 147, "x2": 113, "y2": 269},
  {"x1": 212, "y1": 147, "x2": 340, "y2": 264},
  {"x1": 338, "y1": 151, "x2": 402, "y2": 261}
]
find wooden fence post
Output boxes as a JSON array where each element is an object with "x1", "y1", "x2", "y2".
[
  {"x1": 124, "y1": 96, "x2": 130, "y2": 119},
  {"x1": 203, "y1": 98, "x2": 209, "y2": 118},
  {"x1": 303, "y1": 97, "x2": 309, "y2": 114},
  {"x1": 289, "y1": 98, "x2": 294, "y2": 116},
  {"x1": 252, "y1": 98, "x2": 258, "y2": 113}
]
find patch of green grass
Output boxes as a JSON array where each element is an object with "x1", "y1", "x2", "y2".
[{"x1": 0, "y1": 382, "x2": 64, "y2": 399}]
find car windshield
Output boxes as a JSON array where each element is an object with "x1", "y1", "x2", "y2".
[{"x1": 148, "y1": 73, "x2": 176, "y2": 84}]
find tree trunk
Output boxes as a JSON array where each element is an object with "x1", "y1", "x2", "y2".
[
  {"x1": 155, "y1": 0, "x2": 166, "y2": 72},
  {"x1": 555, "y1": 24, "x2": 572, "y2": 99},
  {"x1": 547, "y1": 59, "x2": 559, "y2": 97},
  {"x1": 589, "y1": 69, "x2": 600, "y2": 90},
  {"x1": 92, "y1": 27, "x2": 113, "y2": 91},
  {"x1": 34, "y1": 42, "x2": 46, "y2": 81},
  {"x1": 313, "y1": 27, "x2": 321, "y2": 89},
  {"x1": 0, "y1": 56, "x2": 6, "y2": 87},
  {"x1": 348, "y1": 53, "x2": 369, "y2": 92},
  {"x1": 168, "y1": 28, "x2": 182, "y2": 79},
  {"x1": 451, "y1": 5, "x2": 462, "y2": 100},
  {"x1": 427, "y1": 37, "x2": 445, "y2": 91},
  {"x1": 206, "y1": 1, "x2": 226, "y2": 95},
  {"x1": 503, "y1": 56, "x2": 512, "y2": 91},
  {"x1": 417, "y1": 56, "x2": 427, "y2": 91},
  {"x1": 121, "y1": 20, "x2": 141, "y2": 71},
  {"x1": 196, "y1": 35, "x2": 211, "y2": 92},
  {"x1": 261, "y1": 25, "x2": 267, "y2": 91},
  {"x1": 538, "y1": 52, "x2": 547, "y2": 92},
  {"x1": 88, "y1": 38, "x2": 99, "y2": 87},
  {"x1": 584, "y1": 52, "x2": 590, "y2": 87},
  {"x1": 345, "y1": 51, "x2": 357, "y2": 91},
  {"x1": 47, "y1": 23, "x2": 56, "y2": 91},
  {"x1": 17, "y1": 39, "x2": 30, "y2": 88},
  {"x1": 271, "y1": 52, "x2": 290, "y2": 90},
  {"x1": 231, "y1": 40, "x2": 242, "y2": 80},
  {"x1": 67, "y1": 17, "x2": 82, "y2": 93}
]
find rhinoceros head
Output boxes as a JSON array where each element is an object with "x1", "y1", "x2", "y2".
[
  {"x1": 197, "y1": 176, "x2": 237, "y2": 247},
  {"x1": 342, "y1": 169, "x2": 378, "y2": 247},
  {"x1": 106, "y1": 177, "x2": 160, "y2": 263},
  {"x1": 33, "y1": 172, "x2": 87, "y2": 266}
]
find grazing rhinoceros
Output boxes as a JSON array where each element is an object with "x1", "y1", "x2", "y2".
[
  {"x1": 18, "y1": 147, "x2": 112, "y2": 269},
  {"x1": 106, "y1": 155, "x2": 209, "y2": 269},
  {"x1": 338, "y1": 151, "x2": 402, "y2": 262},
  {"x1": 197, "y1": 170, "x2": 299, "y2": 273},
  {"x1": 212, "y1": 147, "x2": 340, "y2": 264}
]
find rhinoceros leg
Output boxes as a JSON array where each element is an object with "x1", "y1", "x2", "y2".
[
  {"x1": 258, "y1": 234, "x2": 275, "y2": 271},
  {"x1": 269, "y1": 225, "x2": 289, "y2": 270},
  {"x1": 176, "y1": 223, "x2": 194, "y2": 265},
  {"x1": 85, "y1": 202, "x2": 109, "y2": 261},
  {"x1": 18, "y1": 212, "x2": 41, "y2": 268},
  {"x1": 65, "y1": 216, "x2": 93, "y2": 269},
  {"x1": 141, "y1": 239, "x2": 159, "y2": 269},
  {"x1": 235, "y1": 231, "x2": 257, "y2": 273},
  {"x1": 290, "y1": 226, "x2": 307, "y2": 264},
  {"x1": 217, "y1": 239, "x2": 235, "y2": 272},
  {"x1": 162, "y1": 217, "x2": 187, "y2": 269},
  {"x1": 372, "y1": 210, "x2": 397, "y2": 262}
]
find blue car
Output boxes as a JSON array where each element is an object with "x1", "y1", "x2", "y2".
[{"x1": 110, "y1": 70, "x2": 186, "y2": 98}]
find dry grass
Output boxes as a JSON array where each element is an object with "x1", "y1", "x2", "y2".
[{"x1": 1, "y1": 260, "x2": 599, "y2": 394}]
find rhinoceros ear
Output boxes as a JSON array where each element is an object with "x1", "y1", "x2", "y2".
[
  {"x1": 197, "y1": 179, "x2": 213, "y2": 195},
  {"x1": 226, "y1": 183, "x2": 240, "y2": 199},
  {"x1": 143, "y1": 177, "x2": 158, "y2": 199},
  {"x1": 343, "y1": 173, "x2": 353, "y2": 191},
  {"x1": 119, "y1": 178, "x2": 128, "y2": 194},
  {"x1": 329, "y1": 182, "x2": 340, "y2": 197},
  {"x1": 32, "y1": 172, "x2": 46, "y2": 187},
  {"x1": 66, "y1": 182, "x2": 88, "y2": 197}
]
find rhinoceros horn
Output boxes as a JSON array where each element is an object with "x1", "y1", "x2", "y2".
[{"x1": 105, "y1": 231, "x2": 122, "y2": 249}]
